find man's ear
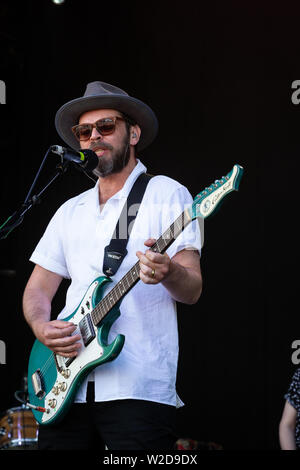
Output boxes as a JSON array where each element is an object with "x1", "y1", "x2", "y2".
[{"x1": 129, "y1": 124, "x2": 141, "y2": 146}]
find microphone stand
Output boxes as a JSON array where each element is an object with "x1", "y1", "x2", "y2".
[{"x1": 0, "y1": 146, "x2": 70, "y2": 240}]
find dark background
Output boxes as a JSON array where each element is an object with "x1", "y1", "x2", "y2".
[{"x1": 0, "y1": 0, "x2": 299, "y2": 451}]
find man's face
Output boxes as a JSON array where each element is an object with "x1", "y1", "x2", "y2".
[{"x1": 78, "y1": 108, "x2": 131, "y2": 178}]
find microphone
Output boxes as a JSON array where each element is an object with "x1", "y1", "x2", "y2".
[{"x1": 50, "y1": 145, "x2": 98, "y2": 172}]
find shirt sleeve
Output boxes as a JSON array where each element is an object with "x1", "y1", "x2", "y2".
[
  {"x1": 284, "y1": 369, "x2": 300, "y2": 412},
  {"x1": 29, "y1": 204, "x2": 70, "y2": 279},
  {"x1": 160, "y1": 184, "x2": 203, "y2": 260}
]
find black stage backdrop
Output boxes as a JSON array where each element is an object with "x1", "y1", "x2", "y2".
[{"x1": 0, "y1": 0, "x2": 299, "y2": 451}]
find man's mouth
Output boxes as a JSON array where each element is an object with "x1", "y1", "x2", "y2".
[
  {"x1": 95, "y1": 148, "x2": 106, "y2": 157},
  {"x1": 90, "y1": 143, "x2": 112, "y2": 157}
]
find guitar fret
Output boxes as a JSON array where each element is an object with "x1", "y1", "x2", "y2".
[
  {"x1": 119, "y1": 280, "x2": 125, "y2": 295},
  {"x1": 174, "y1": 215, "x2": 182, "y2": 233},
  {"x1": 154, "y1": 212, "x2": 190, "y2": 255},
  {"x1": 174, "y1": 213, "x2": 184, "y2": 236},
  {"x1": 91, "y1": 264, "x2": 140, "y2": 327},
  {"x1": 93, "y1": 301, "x2": 106, "y2": 324}
]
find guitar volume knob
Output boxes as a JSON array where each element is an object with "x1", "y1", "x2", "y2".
[
  {"x1": 61, "y1": 369, "x2": 71, "y2": 378},
  {"x1": 59, "y1": 382, "x2": 67, "y2": 392},
  {"x1": 51, "y1": 386, "x2": 60, "y2": 395},
  {"x1": 48, "y1": 399, "x2": 57, "y2": 408}
]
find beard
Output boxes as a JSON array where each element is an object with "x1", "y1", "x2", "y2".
[{"x1": 91, "y1": 134, "x2": 131, "y2": 178}]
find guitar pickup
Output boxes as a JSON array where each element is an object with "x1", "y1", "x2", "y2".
[
  {"x1": 31, "y1": 369, "x2": 45, "y2": 399},
  {"x1": 79, "y1": 313, "x2": 96, "y2": 347}
]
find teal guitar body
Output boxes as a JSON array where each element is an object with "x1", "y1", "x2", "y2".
[
  {"x1": 27, "y1": 164, "x2": 244, "y2": 426},
  {"x1": 27, "y1": 276, "x2": 125, "y2": 425}
]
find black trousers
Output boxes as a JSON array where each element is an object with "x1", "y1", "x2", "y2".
[{"x1": 38, "y1": 383, "x2": 177, "y2": 450}]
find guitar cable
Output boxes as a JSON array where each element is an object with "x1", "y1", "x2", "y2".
[{"x1": 14, "y1": 390, "x2": 47, "y2": 413}]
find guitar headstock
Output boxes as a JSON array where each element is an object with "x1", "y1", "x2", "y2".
[{"x1": 189, "y1": 164, "x2": 244, "y2": 220}]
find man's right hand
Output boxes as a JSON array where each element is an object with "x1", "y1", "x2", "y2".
[
  {"x1": 33, "y1": 320, "x2": 82, "y2": 358},
  {"x1": 23, "y1": 266, "x2": 82, "y2": 358}
]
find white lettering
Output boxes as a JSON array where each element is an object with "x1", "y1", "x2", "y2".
[
  {"x1": 291, "y1": 80, "x2": 300, "y2": 105},
  {"x1": 0, "y1": 340, "x2": 6, "y2": 364},
  {"x1": 0, "y1": 80, "x2": 5, "y2": 104},
  {"x1": 102, "y1": 455, "x2": 138, "y2": 467},
  {"x1": 291, "y1": 339, "x2": 300, "y2": 364}
]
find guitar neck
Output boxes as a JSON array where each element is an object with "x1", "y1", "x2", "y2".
[{"x1": 91, "y1": 208, "x2": 192, "y2": 326}]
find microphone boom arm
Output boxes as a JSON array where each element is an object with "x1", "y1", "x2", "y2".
[{"x1": 0, "y1": 146, "x2": 70, "y2": 240}]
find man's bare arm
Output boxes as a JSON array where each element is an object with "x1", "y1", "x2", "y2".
[
  {"x1": 137, "y1": 239, "x2": 202, "y2": 305},
  {"x1": 23, "y1": 265, "x2": 81, "y2": 357}
]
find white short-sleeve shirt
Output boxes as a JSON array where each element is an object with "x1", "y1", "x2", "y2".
[{"x1": 30, "y1": 160, "x2": 202, "y2": 406}]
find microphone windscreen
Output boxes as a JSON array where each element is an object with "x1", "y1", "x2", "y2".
[{"x1": 81, "y1": 149, "x2": 98, "y2": 172}]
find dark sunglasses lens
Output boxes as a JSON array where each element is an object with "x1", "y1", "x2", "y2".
[
  {"x1": 74, "y1": 125, "x2": 92, "y2": 141},
  {"x1": 96, "y1": 120, "x2": 116, "y2": 135}
]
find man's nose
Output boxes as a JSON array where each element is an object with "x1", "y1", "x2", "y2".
[{"x1": 90, "y1": 126, "x2": 103, "y2": 140}]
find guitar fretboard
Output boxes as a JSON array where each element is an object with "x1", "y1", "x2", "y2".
[{"x1": 91, "y1": 209, "x2": 192, "y2": 326}]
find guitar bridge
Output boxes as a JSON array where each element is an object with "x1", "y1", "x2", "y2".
[{"x1": 79, "y1": 313, "x2": 96, "y2": 347}]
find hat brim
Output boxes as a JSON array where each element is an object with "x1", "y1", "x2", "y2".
[{"x1": 55, "y1": 94, "x2": 158, "y2": 152}]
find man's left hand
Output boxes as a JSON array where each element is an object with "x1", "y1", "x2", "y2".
[{"x1": 136, "y1": 238, "x2": 171, "y2": 284}]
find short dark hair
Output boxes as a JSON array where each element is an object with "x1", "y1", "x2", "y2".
[{"x1": 121, "y1": 112, "x2": 136, "y2": 128}]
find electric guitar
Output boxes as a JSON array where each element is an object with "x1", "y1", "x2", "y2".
[{"x1": 27, "y1": 164, "x2": 244, "y2": 425}]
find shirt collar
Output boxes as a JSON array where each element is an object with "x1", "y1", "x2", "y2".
[
  {"x1": 79, "y1": 159, "x2": 147, "y2": 211},
  {"x1": 109, "y1": 159, "x2": 147, "y2": 200}
]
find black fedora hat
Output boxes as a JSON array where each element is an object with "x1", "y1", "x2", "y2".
[{"x1": 55, "y1": 81, "x2": 158, "y2": 151}]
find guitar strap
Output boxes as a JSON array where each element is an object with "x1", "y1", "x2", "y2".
[{"x1": 102, "y1": 172, "x2": 153, "y2": 277}]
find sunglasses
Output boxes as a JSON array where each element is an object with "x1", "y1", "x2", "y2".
[{"x1": 72, "y1": 116, "x2": 127, "y2": 142}]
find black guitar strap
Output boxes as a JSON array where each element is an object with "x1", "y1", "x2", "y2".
[{"x1": 102, "y1": 172, "x2": 153, "y2": 277}]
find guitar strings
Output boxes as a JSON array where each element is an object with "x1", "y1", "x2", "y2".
[{"x1": 37, "y1": 325, "x2": 81, "y2": 379}]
